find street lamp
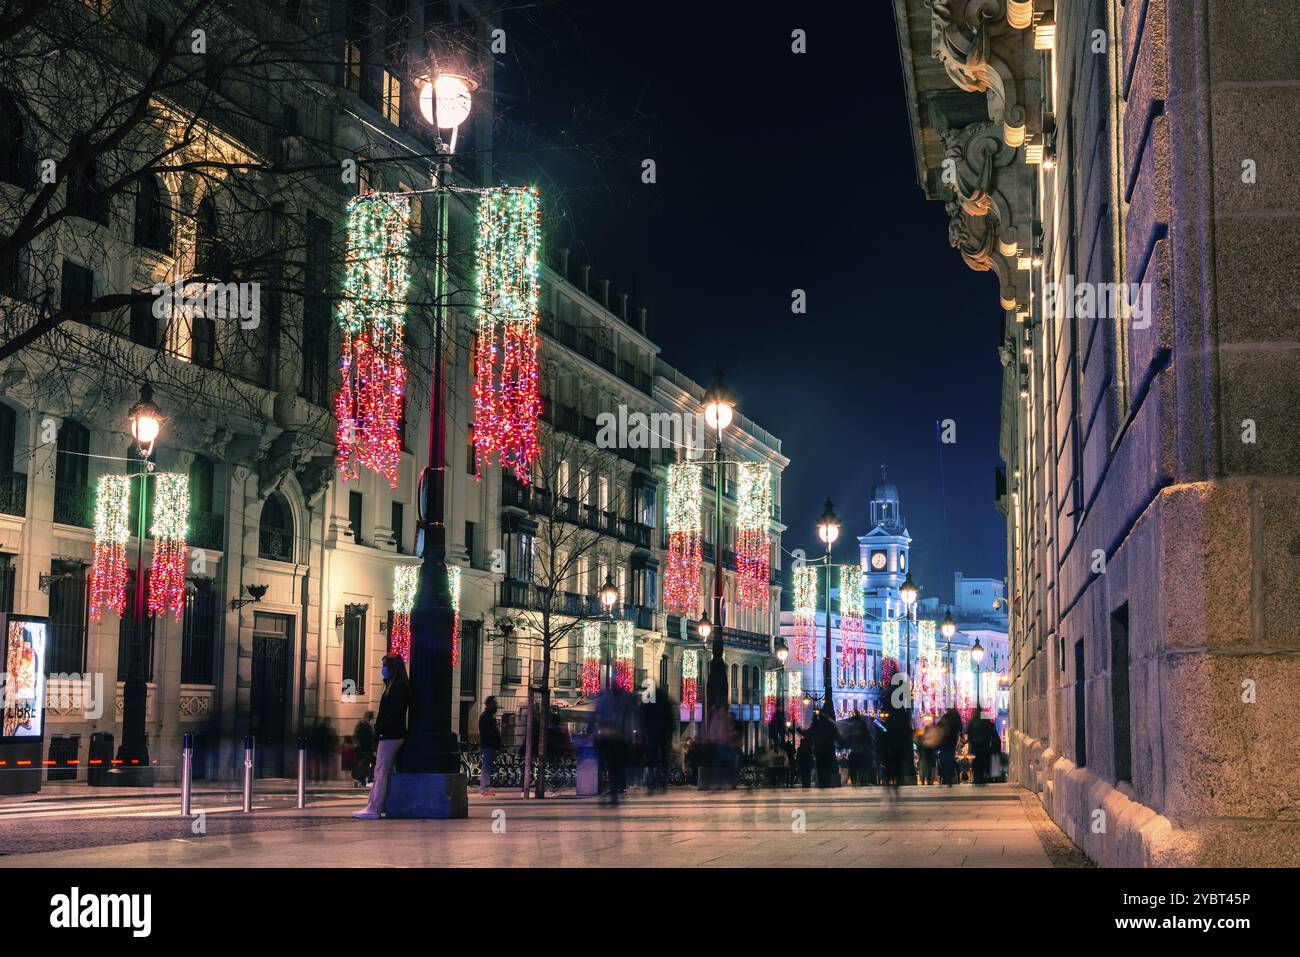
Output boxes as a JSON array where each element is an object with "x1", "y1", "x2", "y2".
[
  {"x1": 395, "y1": 66, "x2": 475, "y2": 814},
  {"x1": 898, "y1": 570, "x2": 919, "y2": 729},
  {"x1": 697, "y1": 611, "x2": 712, "y2": 640},
  {"x1": 775, "y1": 637, "x2": 789, "y2": 664},
  {"x1": 115, "y1": 382, "x2": 161, "y2": 785},
  {"x1": 599, "y1": 574, "x2": 620, "y2": 616},
  {"x1": 941, "y1": 607, "x2": 956, "y2": 708},
  {"x1": 972, "y1": 637, "x2": 985, "y2": 711},
  {"x1": 816, "y1": 499, "x2": 840, "y2": 715},
  {"x1": 701, "y1": 367, "x2": 733, "y2": 729}
]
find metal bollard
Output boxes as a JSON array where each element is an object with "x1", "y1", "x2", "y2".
[
  {"x1": 242, "y1": 735, "x2": 254, "y2": 813},
  {"x1": 180, "y1": 732, "x2": 193, "y2": 817},
  {"x1": 296, "y1": 736, "x2": 306, "y2": 809}
]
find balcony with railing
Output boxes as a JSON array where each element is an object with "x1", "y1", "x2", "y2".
[
  {"x1": 0, "y1": 471, "x2": 26, "y2": 517},
  {"x1": 189, "y1": 510, "x2": 225, "y2": 552},
  {"x1": 53, "y1": 482, "x2": 92, "y2": 528},
  {"x1": 258, "y1": 527, "x2": 293, "y2": 563}
]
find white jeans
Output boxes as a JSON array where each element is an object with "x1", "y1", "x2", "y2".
[{"x1": 364, "y1": 738, "x2": 403, "y2": 815}]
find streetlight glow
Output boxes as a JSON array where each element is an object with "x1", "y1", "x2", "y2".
[
  {"x1": 941, "y1": 607, "x2": 957, "y2": 640},
  {"x1": 599, "y1": 574, "x2": 620, "y2": 614},
  {"x1": 697, "y1": 611, "x2": 712, "y2": 640},
  {"x1": 128, "y1": 382, "x2": 162, "y2": 456},
  {"x1": 702, "y1": 366, "x2": 735, "y2": 433},
  {"x1": 817, "y1": 498, "x2": 840, "y2": 546},
  {"x1": 972, "y1": 637, "x2": 985, "y2": 666},
  {"x1": 899, "y1": 571, "x2": 918, "y2": 606}
]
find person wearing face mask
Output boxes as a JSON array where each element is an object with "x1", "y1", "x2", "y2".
[{"x1": 352, "y1": 654, "x2": 410, "y2": 819}]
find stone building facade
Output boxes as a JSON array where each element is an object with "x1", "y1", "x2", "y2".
[{"x1": 893, "y1": 0, "x2": 1300, "y2": 865}]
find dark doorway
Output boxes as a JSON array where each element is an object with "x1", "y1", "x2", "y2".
[
  {"x1": 1110, "y1": 604, "x2": 1131, "y2": 782},
  {"x1": 251, "y1": 612, "x2": 293, "y2": 777},
  {"x1": 1074, "y1": 637, "x2": 1087, "y2": 768}
]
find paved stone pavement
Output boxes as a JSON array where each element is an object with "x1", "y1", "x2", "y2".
[{"x1": 0, "y1": 783, "x2": 1091, "y2": 867}]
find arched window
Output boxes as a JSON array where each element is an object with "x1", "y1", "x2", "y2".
[
  {"x1": 0, "y1": 91, "x2": 32, "y2": 187},
  {"x1": 194, "y1": 194, "x2": 226, "y2": 276},
  {"x1": 258, "y1": 492, "x2": 294, "y2": 562},
  {"x1": 133, "y1": 174, "x2": 172, "y2": 253},
  {"x1": 54, "y1": 420, "x2": 91, "y2": 527}
]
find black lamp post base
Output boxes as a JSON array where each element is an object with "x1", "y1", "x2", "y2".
[
  {"x1": 383, "y1": 771, "x2": 468, "y2": 819},
  {"x1": 105, "y1": 763, "x2": 155, "y2": 787}
]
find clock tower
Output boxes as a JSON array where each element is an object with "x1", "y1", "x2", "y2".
[{"x1": 858, "y1": 466, "x2": 911, "y2": 619}]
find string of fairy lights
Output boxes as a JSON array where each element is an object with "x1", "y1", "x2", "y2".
[{"x1": 89, "y1": 472, "x2": 190, "y2": 623}]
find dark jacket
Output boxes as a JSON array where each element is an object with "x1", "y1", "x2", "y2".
[
  {"x1": 479, "y1": 709, "x2": 502, "y2": 749},
  {"x1": 353, "y1": 719, "x2": 375, "y2": 754},
  {"x1": 375, "y1": 681, "x2": 411, "y2": 741}
]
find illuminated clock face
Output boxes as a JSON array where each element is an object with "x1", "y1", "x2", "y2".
[
  {"x1": 870, "y1": 551, "x2": 887, "y2": 571},
  {"x1": 899, "y1": 552, "x2": 907, "y2": 571}
]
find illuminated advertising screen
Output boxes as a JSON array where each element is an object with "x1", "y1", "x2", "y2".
[{"x1": 2, "y1": 614, "x2": 46, "y2": 741}]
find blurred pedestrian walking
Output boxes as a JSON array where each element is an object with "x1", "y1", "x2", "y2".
[{"x1": 478, "y1": 696, "x2": 502, "y2": 796}]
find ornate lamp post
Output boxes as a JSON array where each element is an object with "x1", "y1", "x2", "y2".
[
  {"x1": 390, "y1": 68, "x2": 476, "y2": 816},
  {"x1": 114, "y1": 383, "x2": 162, "y2": 785},
  {"x1": 940, "y1": 607, "x2": 957, "y2": 708},
  {"x1": 816, "y1": 499, "x2": 841, "y2": 715},
  {"x1": 701, "y1": 367, "x2": 734, "y2": 729},
  {"x1": 972, "y1": 637, "x2": 985, "y2": 712},
  {"x1": 599, "y1": 574, "x2": 619, "y2": 688}
]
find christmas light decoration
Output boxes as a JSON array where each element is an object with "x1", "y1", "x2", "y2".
[
  {"x1": 449, "y1": 565, "x2": 462, "y2": 668},
  {"x1": 148, "y1": 473, "x2": 189, "y2": 620},
  {"x1": 614, "y1": 620, "x2": 634, "y2": 692},
  {"x1": 663, "y1": 463, "x2": 702, "y2": 614},
  {"x1": 335, "y1": 192, "x2": 411, "y2": 489},
  {"x1": 89, "y1": 475, "x2": 132, "y2": 622},
  {"x1": 735, "y1": 463, "x2": 771, "y2": 609},
  {"x1": 472, "y1": 186, "x2": 542, "y2": 482},
  {"x1": 389, "y1": 565, "x2": 419, "y2": 664},
  {"x1": 881, "y1": 619, "x2": 900, "y2": 691},
  {"x1": 786, "y1": 670, "x2": 802, "y2": 724},
  {"x1": 792, "y1": 564, "x2": 818, "y2": 664},
  {"x1": 980, "y1": 671, "x2": 998, "y2": 713},
  {"x1": 681, "y1": 648, "x2": 699, "y2": 714},
  {"x1": 956, "y1": 649, "x2": 975, "y2": 723},
  {"x1": 764, "y1": 671, "x2": 778, "y2": 722},
  {"x1": 581, "y1": 622, "x2": 601, "y2": 697},
  {"x1": 916, "y1": 620, "x2": 940, "y2": 715},
  {"x1": 838, "y1": 565, "x2": 865, "y2": 671}
]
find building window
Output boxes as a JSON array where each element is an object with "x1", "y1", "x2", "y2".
[
  {"x1": 301, "y1": 212, "x2": 332, "y2": 405},
  {"x1": 459, "y1": 619, "x2": 480, "y2": 695},
  {"x1": 343, "y1": 41, "x2": 363, "y2": 94},
  {"x1": 117, "y1": 570, "x2": 155, "y2": 681},
  {"x1": 464, "y1": 520, "x2": 476, "y2": 567},
  {"x1": 392, "y1": 501, "x2": 404, "y2": 553},
  {"x1": 144, "y1": 14, "x2": 166, "y2": 53},
  {"x1": 54, "y1": 419, "x2": 91, "y2": 527},
  {"x1": 182, "y1": 579, "x2": 219, "y2": 684},
  {"x1": 66, "y1": 155, "x2": 108, "y2": 225},
  {"x1": 61, "y1": 259, "x2": 95, "y2": 313},
  {"x1": 259, "y1": 492, "x2": 294, "y2": 562},
  {"x1": 349, "y1": 490, "x2": 364, "y2": 544},
  {"x1": 193, "y1": 195, "x2": 227, "y2": 277},
  {"x1": 342, "y1": 604, "x2": 367, "y2": 695},
  {"x1": 0, "y1": 554, "x2": 15, "y2": 613},
  {"x1": 381, "y1": 70, "x2": 401, "y2": 125},
  {"x1": 466, "y1": 425, "x2": 476, "y2": 475},
  {"x1": 133, "y1": 174, "x2": 172, "y2": 254},
  {"x1": 46, "y1": 562, "x2": 86, "y2": 674},
  {"x1": 0, "y1": 91, "x2": 35, "y2": 188}
]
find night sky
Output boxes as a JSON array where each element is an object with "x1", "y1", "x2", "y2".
[{"x1": 493, "y1": 0, "x2": 1006, "y2": 603}]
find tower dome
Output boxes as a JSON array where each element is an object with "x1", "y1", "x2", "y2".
[{"x1": 870, "y1": 466, "x2": 904, "y2": 532}]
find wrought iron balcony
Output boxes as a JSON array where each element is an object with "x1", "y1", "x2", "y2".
[
  {"x1": 189, "y1": 510, "x2": 225, "y2": 552},
  {"x1": 0, "y1": 471, "x2": 26, "y2": 517},
  {"x1": 53, "y1": 481, "x2": 92, "y2": 528},
  {"x1": 258, "y1": 527, "x2": 293, "y2": 563}
]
